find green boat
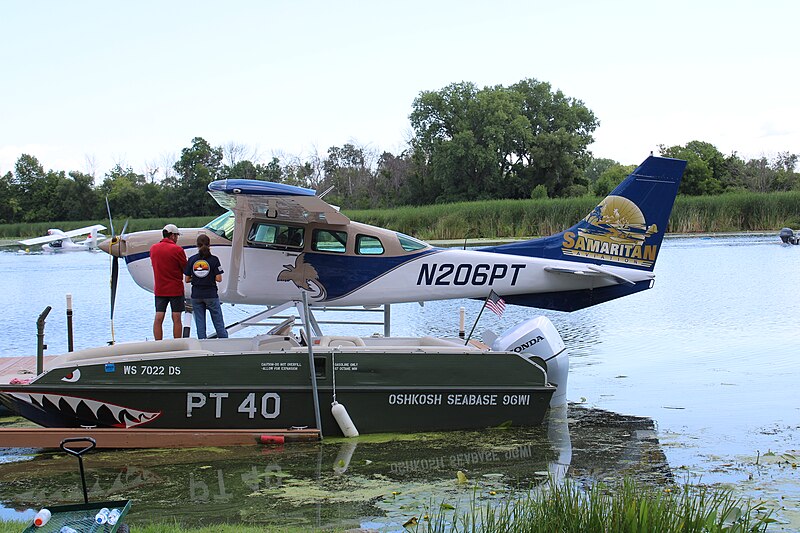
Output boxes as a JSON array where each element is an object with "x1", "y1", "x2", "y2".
[{"x1": 0, "y1": 315, "x2": 567, "y2": 436}]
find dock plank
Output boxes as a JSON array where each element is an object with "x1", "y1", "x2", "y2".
[{"x1": 0, "y1": 356, "x2": 55, "y2": 383}]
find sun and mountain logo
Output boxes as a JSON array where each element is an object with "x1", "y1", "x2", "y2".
[
  {"x1": 192, "y1": 259, "x2": 211, "y2": 278},
  {"x1": 277, "y1": 254, "x2": 327, "y2": 300},
  {"x1": 561, "y1": 195, "x2": 660, "y2": 268}
]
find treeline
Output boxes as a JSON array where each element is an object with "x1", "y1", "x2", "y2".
[{"x1": 1, "y1": 78, "x2": 798, "y2": 224}]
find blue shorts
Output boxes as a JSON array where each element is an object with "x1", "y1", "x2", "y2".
[{"x1": 155, "y1": 295, "x2": 185, "y2": 313}]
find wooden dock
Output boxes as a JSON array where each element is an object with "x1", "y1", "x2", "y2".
[
  {"x1": 0, "y1": 355, "x2": 53, "y2": 384},
  {"x1": 0, "y1": 427, "x2": 321, "y2": 448}
]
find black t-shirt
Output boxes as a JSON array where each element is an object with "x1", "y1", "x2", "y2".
[{"x1": 184, "y1": 253, "x2": 224, "y2": 299}]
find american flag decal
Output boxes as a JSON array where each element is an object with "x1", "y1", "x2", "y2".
[{"x1": 485, "y1": 290, "x2": 506, "y2": 317}]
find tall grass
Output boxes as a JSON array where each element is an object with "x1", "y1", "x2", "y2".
[
  {"x1": 3, "y1": 191, "x2": 800, "y2": 241},
  {"x1": 413, "y1": 478, "x2": 774, "y2": 533},
  {"x1": 0, "y1": 479, "x2": 775, "y2": 533},
  {"x1": 350, "y1": 192, "x2": 800, "y2": 241}
]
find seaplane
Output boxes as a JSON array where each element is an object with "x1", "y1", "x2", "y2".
[
  {"x1": 0, "y1": 156, "x2": 686, "y2": 437},
  {"x1": 99, "y1": 155, "x2": 686, "y2": 314},
  {"x1": 19, "y1": 224, "x2": 106, "y2": 253}
]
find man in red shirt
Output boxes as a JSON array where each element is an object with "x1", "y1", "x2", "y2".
[{"x1": 150, "y1": 224, "x2": 188, "y2": 340}]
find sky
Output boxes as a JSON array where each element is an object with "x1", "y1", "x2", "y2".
[{"x1": 1, "y1": 0, "x2": 798, "y2": 181}]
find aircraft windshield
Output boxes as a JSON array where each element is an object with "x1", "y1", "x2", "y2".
[
  {"x1": 396, "y1": 232, "x2": 427, "y2": 251},
  {"x1": 204, "y1": 211, "x2": 235, "y2": 241}
]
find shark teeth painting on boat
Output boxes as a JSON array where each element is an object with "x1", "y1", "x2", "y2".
[{"x1": 8, "y1": 392, "x2": 161, "y2": 428}]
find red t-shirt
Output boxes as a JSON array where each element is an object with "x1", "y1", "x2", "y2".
[{"x1": 150, "y1": 238, "x2": 188, "y2": 297}]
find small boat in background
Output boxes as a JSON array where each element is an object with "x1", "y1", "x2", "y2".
[{"x1": 779, "y1": 227, "x2": 799, "y2": 245}]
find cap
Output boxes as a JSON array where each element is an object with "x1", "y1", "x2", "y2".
[{"x1": 163, "y1": 224, "x2": 181, "y2": 235}]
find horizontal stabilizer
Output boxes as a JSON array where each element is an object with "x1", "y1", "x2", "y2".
[{"x1": 544, "y1": 264, "x2": 638, "y2": 286}]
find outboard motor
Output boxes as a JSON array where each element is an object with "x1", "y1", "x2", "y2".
[
  {"x1": 490, "y1": 316, "x2": 568, "y2": 407},
  {"x1": 779, "y1": 227, "x2": 799, "y2": 245}
]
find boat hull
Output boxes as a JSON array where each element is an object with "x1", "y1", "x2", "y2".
[
  {"x1": 0, "y1": 386, "x2": 552, "y2": 435},
  {"x1": 0, "y1": 348, "x2": 555, "y2": 436}
]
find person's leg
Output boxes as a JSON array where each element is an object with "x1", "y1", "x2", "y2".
[
  {"x1": 207, "y1": 298, "x2": 228, "y2": 338},
  {"x1": 171, "y1": 312, "x2": 183, "y2": 338},
  {"x1": 170, "y1": 297, "x2": 186, "y2": 339},
  {"x1": 153, "y1": 312, "x2": 166, "y2": 340},
  {"x1": 193, "y1": 299, "x2": 208, "y2": 339},
  {"x1": 154, "y1": 296, "x2": 168, "y2": 340}
]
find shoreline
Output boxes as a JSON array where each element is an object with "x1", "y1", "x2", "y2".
[
  {"x1": 1, "y1": 231, "x2": 780, "y2": 250},
  {"x1": 429, "y1": 230, "x2": 777, "y2": 248}
]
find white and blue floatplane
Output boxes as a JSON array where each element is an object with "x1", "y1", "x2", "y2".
[{"x1": 0, "y1": 156, "x2": 686, "y2": 436}]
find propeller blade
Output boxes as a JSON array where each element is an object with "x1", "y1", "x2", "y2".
[
  {"x1": 106, "y1": 196, "x2": 119, "y2": 344},
  {"x1": 110, "y1": 256, "x2": 119, "y2": 321},
  {"x1": 105, "y1": 196, "x2": 115, "y2": 237},
  {"x1": 120, "y1": 219, "x2": 129, "y2": 238}
]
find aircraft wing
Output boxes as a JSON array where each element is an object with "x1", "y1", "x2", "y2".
[
  {"x1": 63, "y1": 224, "x2": 106, "y2": 238},
  {"x1": 19, "y1": 233, "x2": 67, "y2": 245},
  {"x1": 208, "y1": 179, "x2": 350, "y2": 225},
  {"x1": 543, "y1": 264, "x2": 637, "y2": 286}
]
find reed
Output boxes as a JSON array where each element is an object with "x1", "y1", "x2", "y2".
[
  {"x1": 349, "y1": 191, "x2": 800, "y2": 240},
  {"x1": 0, "y1": 478, "x2": 775, "y2": 533},
  {"x1": 3, "y1": 191, "x2": 800, "y2": 241},
  {"x1": 412, "y1": 478, "x2": 774, "y2": 533}
]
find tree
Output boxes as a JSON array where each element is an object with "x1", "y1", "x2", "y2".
[
  {"x1": 376, "y1": 150, "x2": 415, "y2": 206},
  {"x1": 170, "y1": 137, "x2": 224, "y2": 216},
  {"x1": 0, "y1": 171, "x2": 20, "y2": 223},
  {"x1": 99, "y1": 165, "x2": 151, "y2": 218},
  {"x1": 593, "y1": 164, "x2": 635, "y2": 197},
  {"x1": 584, "y1": 157, "x2": 618, "y2": 184},
  {"x1": 771, "y1": 151, "x2": 799, "y2": 191},
  {"x1": 13, "y1": 154, "x2": 64, "y2": 222},
  {"x1": 409, "y1": 78, "x2": 598, "y2": 203},
  {"x1": 58, "y1": 171, "x2": 100, "y2": 220},
  {"x1": 659, "y1": 141, "x2": 725, "y2": 195},
  {"x1": 321, "y1": 143, "x2": 379, "y2": 208}
]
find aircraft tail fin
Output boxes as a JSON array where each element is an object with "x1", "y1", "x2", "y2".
[{"x1": 479, "y1": 156, "x2": 686, "y2": 273}]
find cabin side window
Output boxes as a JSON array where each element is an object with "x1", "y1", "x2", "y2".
[
  {"x1": 312, "y1": 229, "x2": 347, "y2": 253},
  {"x1": 247, "y1": 222, "x2": 304, "y2": 249},
  {"x1": 397, "y1": 232, "x2": 428, "y2": 252},
  {"x1": 204, "y1": 211, "x2": 236, "y2": 241},
  {"x1": 356, "y1": 234, "x2": 384, "y2": 255}
]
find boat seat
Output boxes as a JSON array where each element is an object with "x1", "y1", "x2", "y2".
[
  {"x1": 315, "y1": 335, "x2": 366, "y2": 348},
  {"x1": 419, "y1": 336, "x2": 465, "y2": 347},
  {"x1": 55, "y1": 338, "x2": 203, "y2": 363},
  {"x1": 267, "y1": 317, "x2": 295, "y2": 336},
  {"x1": 255, "y1": 335, "x2": 301, "y2": 351}
]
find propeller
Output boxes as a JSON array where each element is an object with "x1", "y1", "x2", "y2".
[{"x1": 105, "y1": 197, "x2": 128, "y2": 344}]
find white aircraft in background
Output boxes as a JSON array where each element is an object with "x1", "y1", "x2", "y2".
[
  {"x1": 100, "y1": 156, "x2": 686, "y2": 316},
  {"x1": 20, "y1": 224, "x2": 106, "y2": 253}
]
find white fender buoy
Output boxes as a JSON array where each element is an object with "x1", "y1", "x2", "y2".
[{"x1": 331, "y1": 401, "x2": 359, "y2": 437}]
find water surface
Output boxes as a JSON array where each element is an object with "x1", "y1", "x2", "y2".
[{"x1": 1, "y1": 235, "x2": 798, "y2": 528}]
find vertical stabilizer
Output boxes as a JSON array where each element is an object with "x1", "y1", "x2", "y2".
[{"x1": 479, "y1": 156, "x2": 686, "y2": 273}]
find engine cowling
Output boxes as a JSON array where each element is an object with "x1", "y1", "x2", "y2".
[{"x1": 491, "y1": 316, "x2": 569, "y2": 407}]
